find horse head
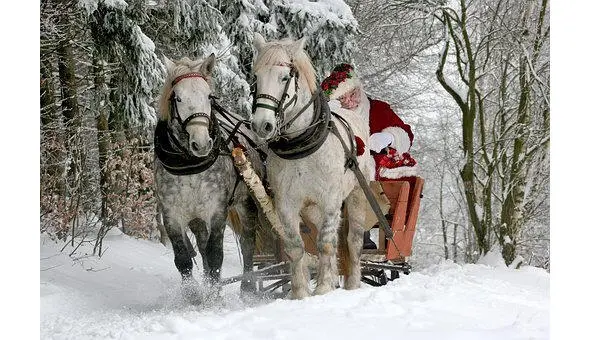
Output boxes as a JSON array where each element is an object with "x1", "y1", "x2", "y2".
[
  {"x1": 251, "y1": 33, "x2": 317, "y2": 140},
  {"x1": 159, "y1": 54, "x2": 217, "y2": 157}
]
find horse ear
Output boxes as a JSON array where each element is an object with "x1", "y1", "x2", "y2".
[
  {"x1": 162, "y1": 55, "x2": 176, "y2": 73},
  {"x1": 200, "y1": 53, "x2": 216, "y2": 77},
  {"x1": 253, "y1": 32, "x2": 267, "y2": 52},
  {"x1": 292, "y1": 36, "x2": 307, "y2": 53}
]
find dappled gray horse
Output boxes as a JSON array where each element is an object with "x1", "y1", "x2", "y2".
[{"x1": 154, "y1": 54, "x2": 263, "y2": 298}]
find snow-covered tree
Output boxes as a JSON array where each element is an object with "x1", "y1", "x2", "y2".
[
  {"x1": 81, "y1": 0, "x2": 166, "y2": 131},
  {"x1": 39, "y1": 0, "x2": 382, "y2": 250},
  {"x1": 273, "y1": 0, "x2": 359, "y2": 77}
]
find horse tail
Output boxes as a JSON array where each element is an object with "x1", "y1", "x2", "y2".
[
  {"x1": 338, "y1": 212, "x2": 351, "y2": 278},
  {"x1": 227, "y1": 208, "x2": 243, "y2": 235}
]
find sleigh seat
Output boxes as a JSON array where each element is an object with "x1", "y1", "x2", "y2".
[{"x1": 360, "y1": 176, "x2": 424, "y2": 264}]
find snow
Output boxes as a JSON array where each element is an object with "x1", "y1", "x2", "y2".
[
  {"x1": 41, "y1": 229, "x2": 549, "y2": 339},
  {"x1": 476, "y1": 247, "x2": 507, "y2": 268},
  {"x1": 287, "y1": 0, "x2": 358, "y2": 27},
  {"x1": 77, "y1": 0, "x2": 128, "y2": 16}
]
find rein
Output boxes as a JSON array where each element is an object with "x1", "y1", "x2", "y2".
[
  {"x1": 252, "y1": 59, "x2": 402, "y2": 253},
  {"x1": 329, "y1": 113, "x2": 399, "y2": 250}
]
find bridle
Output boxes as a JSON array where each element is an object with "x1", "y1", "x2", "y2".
[
  {"x1": 156, "y1": 72, "x2": 251, "y2": 177},
  {"x1": 156, "y1": 72, "x2": 253, "y2": 202},
  {"x1": 253, "y1": 62, "x2": 306, "y2": 139},
  {"x1": 169, "y1": 72, "x2": 218, "y2": 137},
  {"x1": 251, "y1": 61, "x2": 330, "y2": 159},
  {"x1": 167, "y1": 72, "x2": 261, "y2": 156}
]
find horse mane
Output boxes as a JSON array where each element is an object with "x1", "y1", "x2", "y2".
[
  {"x1": 253, "y1": 39, "x2": 318, "y2": 93},
  {"x1": 158, "y1": 57, "x2": 215, "y2": 121}
]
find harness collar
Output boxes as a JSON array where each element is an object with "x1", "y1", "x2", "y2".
[
  {"x1": 154, "y1": 120, "x2": 225, "y2": 176},
  {"x1": 155, "y1": 72, "x2": 224, "y2": 176},
  {"x1": 267, "y1": 90, "x2": 332, "y2": 160}
]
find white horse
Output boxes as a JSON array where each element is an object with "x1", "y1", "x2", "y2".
[{"x1": 250, "y1": 33, "x2": 373, "y2": 298}]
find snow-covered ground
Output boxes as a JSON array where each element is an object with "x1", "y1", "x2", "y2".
[{"x1": 40, "y1": 228, "x2": 549, "y2": 340}]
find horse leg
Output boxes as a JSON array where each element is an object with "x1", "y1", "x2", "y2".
[
  {"x1": 204, "y1": 213, "x2": 227, "y2": 283},
  {"x1": 188, "y1": 218, "x2": 210, "y2": 277},
  {"x1": 162, "y1": 212, "x2": 194, "y2": 281},
  {"x1": 278, "y1": 203, "x2": 309, "y2": 299},
  {"x1": 313, "y1": 208, "x2": 341, "y2": 295},
  {"x1": 233, "y1": 197, "x2": 258, "y2": 294},
  {"x1": 343, "y1": 186, "x2": 365, "y2": 290}
]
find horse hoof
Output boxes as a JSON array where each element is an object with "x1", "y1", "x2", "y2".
[
  {"x1": 239, "y1": 290, "x2": 260, "y2": 305},
  {"x1": 181, "y1": 279, "x2": 203, "y2": 304},
  {"x1": 344, "y1": 280, "x2": 361, "y2": 290},
  {"x1": 313, "y1": 283, "x2": 334, "y2": 296},
  {"x1": 240, "y1": 280, "x2": 257, "y2": 294},
  {"x1": 287, "y1": 288, "x2": 310, "y2": 300}
]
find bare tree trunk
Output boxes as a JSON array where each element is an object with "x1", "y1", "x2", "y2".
[
  {"x1": 452, "y1": 223, "x2": 458, "y2": 262},
  {"x1": 436, "y1": 3, "x2": 489, "y2": 256},
  {"x1": 56, "y1": 18, "x2": 81, "y2": 193},
  {"x1": 41, "y1": 60, "x2": 66, "y2": 195},
  {"x1": 499, "y1": 55, "x2": 529, "y2": 265},
  {"x1": 439, "y1": 174, "x2": 449, "y2": 259},
  {"x1": 499, "y1": 0, "x2": 548, "y2": 266},
  {"x1": 93, "y1": 54, "x2": 111, "y2": 221}
]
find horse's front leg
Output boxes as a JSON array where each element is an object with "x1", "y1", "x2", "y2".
[
  {"x1": 343, "y1": 186, "x2": 366, "y2": 290},
  {"x1": 205, "y1": 213, "x2": 226, "y2": 284},
  {"x1": 277, "y1": 202, "x2": 309, "y2": 299},
  {"x1": 162, "y1": 211, "x2": 194, "y2": 281},
  {"x1": 314, "y1": 208, "x2": 341, "y2": 295},
  {"x1": 162, "y1": 211, "x2": 204, "y2": 303},
  {"x1": 233, "y1": 197, "x2": 258, "y2": 294}
]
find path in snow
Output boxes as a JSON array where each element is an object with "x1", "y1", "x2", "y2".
[{"x1": 40, "y1": 229, "x2": 549, "y2": 340}]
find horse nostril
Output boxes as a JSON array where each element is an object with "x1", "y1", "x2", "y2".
[
  {"x1": 263, "y1": 122, "x2": 274, "y2": 133},
  {"x1": 191, "y1": 142, "x2": 199, "y2": 151},
  {"x1": 207, "y1": 139, "x2": 213, "y2": 149}
]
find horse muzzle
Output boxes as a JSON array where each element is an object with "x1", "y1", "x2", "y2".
[
  {"x1": 252, "y1": 118, "x2": 276, "y2": 140},
  {"x1": 189, "y1": 137, "x2": 213, "y2": 157}
]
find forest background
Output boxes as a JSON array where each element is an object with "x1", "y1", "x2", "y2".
[{"x1": 36, "y1": 0, "x2": 553, "y2": 269}]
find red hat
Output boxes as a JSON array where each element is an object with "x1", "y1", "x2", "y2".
[{"x1": 321, "y1": 63, "x2": 361, "y2": 100}]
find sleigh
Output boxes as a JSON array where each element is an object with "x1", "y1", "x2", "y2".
[{"x1": 222, "y1": 175, "x2": 424, "y2": 296}]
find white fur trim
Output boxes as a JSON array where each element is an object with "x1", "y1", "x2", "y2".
[
  {"x1": 368, "y1": 132, "x2": 394, "y2": 152},
  {"x1": 382, "y1": 126, "x2": 411, "y2": 153},
  {"x1": 379, "y1": 165, "x2": 420, "y2": 180},
  {"x1": 328, "y1": 77, "x2": 361, "y2": 100},
  {"x1": 328, "y1": 99, "x2": 342, "y2": 111}
]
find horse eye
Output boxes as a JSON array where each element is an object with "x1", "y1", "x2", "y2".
[
  {"x1": 176, "y1": 96, "x2": 182, "y2": 103},
  {"x1": 281, "y1": 76, "x2": 290, "y2": 82}
]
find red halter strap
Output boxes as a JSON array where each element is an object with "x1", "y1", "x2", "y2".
[
  {"x1": 171, "y1": 73, "x2": 205, "y2": 86},
  {"x1": 274, "y1": 62, "x2": 293, "y2": 67}
]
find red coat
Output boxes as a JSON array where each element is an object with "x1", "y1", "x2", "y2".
[{"x1": 369, "y1": 98, "x2": 414, "y2": 146}]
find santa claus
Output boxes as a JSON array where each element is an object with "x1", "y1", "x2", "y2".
[{"x1": 321, "y1": 63, "x2": 419, "y2": 181}]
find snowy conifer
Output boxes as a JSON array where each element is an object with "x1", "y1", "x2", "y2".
[
  {"x1": 80, "y1": 0, "x2": 166, "y2": 129},
  {"x1": 273, "y1": 0, "x2": 358, "y2": 77}
]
